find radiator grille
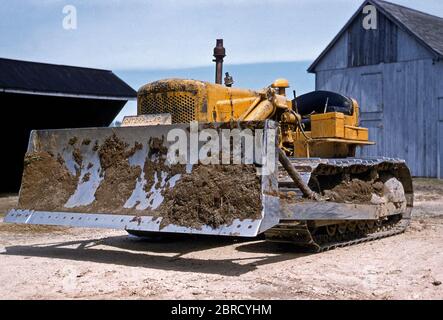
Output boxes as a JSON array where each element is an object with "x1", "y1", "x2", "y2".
[{"x1": 139, "y1": 93, "x2": 196, "y2": 124}]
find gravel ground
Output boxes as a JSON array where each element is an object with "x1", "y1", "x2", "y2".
[{"x1": 0, "y1": 179, "x2": 442, "y2": 300}]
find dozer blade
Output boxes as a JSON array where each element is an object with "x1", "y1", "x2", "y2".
[{"x1": 5, "y1": 121, "x2": 281, "y2": 237}]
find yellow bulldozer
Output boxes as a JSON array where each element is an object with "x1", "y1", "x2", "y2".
[{"x1": 5, "y1": 40, "x2": 413, "y2": 252}]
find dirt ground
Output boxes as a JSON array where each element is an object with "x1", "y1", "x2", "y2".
[{"x1": 0, "y1": 179, "x2": 442, "y2": 300}]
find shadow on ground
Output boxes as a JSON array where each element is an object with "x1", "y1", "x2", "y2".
[{"x1": 3, "y1": 234, "x2": 312, "y2": 276}]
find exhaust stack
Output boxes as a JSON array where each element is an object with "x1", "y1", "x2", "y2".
[{"x1": 213, "y1": 39, "x2": 226, "y2": 84}]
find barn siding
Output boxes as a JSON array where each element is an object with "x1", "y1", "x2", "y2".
[
  {"x1": 435, "y1": 62, "x2": 443, "y2": 178},
  {"x1": 310, "y1": 1, "x2": 443, "y2": 178},
  {"x1": 347, "y1": 10, "x2": 398, "y2": 68},
  {"x1": 316, "y1": 10, "x2": 403, "y2": 72},
  {"x1": 315, "y1": 33, "x2": 349, "y2": 72},
  {"x1": 315, "y1": 59, "x2": 437, "y2": 177},
  {"x1": 397, "y1": 28, "x2": 433, "y2": 61}
]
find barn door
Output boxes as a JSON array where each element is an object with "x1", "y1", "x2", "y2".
[
  {"x1": 358, "y1": 73, "x2": 384, "y2": 157},
  {"x1": 438, "y1": 98, "x2": 443, "y2": 179}
]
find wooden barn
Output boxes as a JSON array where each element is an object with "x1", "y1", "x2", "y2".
[
  {"x1": 0, "y1": 58, "x2": 136, "y2": 192},
  {"x1": 308, "y1": 0, "x2": 443, "y2": 178}
]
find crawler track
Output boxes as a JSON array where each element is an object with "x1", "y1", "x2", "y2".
[{"x1": 267, "y1": 157, "x2": 413, "y2": 252}]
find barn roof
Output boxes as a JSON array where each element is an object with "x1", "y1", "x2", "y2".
[
  {"x1": 0, "y1": 58, "x2": 136, "y2": 100},
  {"x1": 308, "y1": 0, "x2": 443, "y2": 73}
]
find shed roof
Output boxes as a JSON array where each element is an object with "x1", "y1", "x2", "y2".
[
  {"x1": 308, "y1": 0, "x2": 443, "y2": 73},
  {"x1": 0, "y1": 58, "x2": 136, "y2": 100}
]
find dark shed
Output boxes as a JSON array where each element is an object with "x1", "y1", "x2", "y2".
[
  {"x1": 0, "y1": 58, "x2": 136, "y2": 192},
  {"x1": 308, "y1": 0, "x2": 443, "y2": 178}
]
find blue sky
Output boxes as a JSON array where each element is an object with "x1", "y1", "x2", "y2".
[
  {"x1": 2, "y1": 0, "x2": 443, "y2": 70},
  {"x1": 2, "y1": 0, "x2": 443, "y2": 121}
]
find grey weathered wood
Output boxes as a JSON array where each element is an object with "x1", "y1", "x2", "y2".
[
  {"x1": 310, "y1": 3, "x2": 443, "y2": 178},
  {"x1": 347, "y1": 10, "x2": 398, "y2": 68},
  {"x1": 397, "y1": 28, "x2": 433, "y2": 61}
]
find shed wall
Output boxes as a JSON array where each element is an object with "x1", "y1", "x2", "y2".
[
  {"x1": 347, "y1": 9, "x2": 398, "y2": 67},
  {"x1": 315, "y1": 59, "x2": 439, "y2": 177}
]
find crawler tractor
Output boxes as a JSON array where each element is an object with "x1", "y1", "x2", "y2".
[{"x1": 5, "y1": 40, "x2": 413, "y2": 251}]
